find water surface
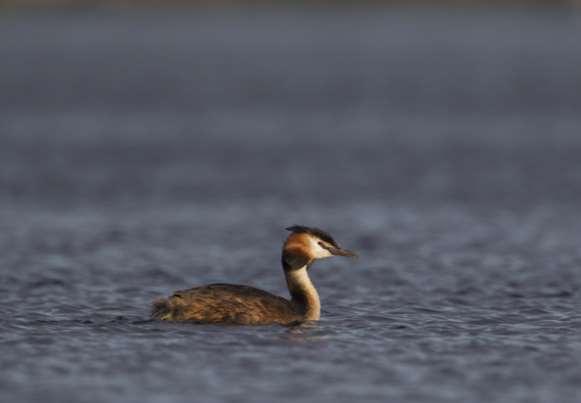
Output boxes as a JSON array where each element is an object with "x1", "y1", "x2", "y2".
[{"x1": 0, "y1": 10, "x2": 580, "y2": 403}]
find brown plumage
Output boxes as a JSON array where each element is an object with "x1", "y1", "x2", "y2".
[
  {"x1": 152, "y1": 284, "x2": 301, "y2": 325},
  {"x1": 151, "y1": 225, "x2": 356, "y2": 325}
]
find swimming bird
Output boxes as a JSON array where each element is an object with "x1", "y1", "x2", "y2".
[{"x1": 151, "y1": 225, "x2": 356, "y2": 325}]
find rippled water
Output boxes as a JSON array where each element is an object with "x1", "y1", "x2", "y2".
[{"x1": 1, "y1": 10, "x2": 581, "y2": 403}]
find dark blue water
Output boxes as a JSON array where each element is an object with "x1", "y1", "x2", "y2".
[{"x1": 1, "y1": 10, "x2": 580, "y2": 403}]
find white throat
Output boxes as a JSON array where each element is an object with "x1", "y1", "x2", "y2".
[{"x1": 285, "y1": 266, "x2": 321, "y2": 321}]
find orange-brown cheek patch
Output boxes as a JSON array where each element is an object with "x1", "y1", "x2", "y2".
[
  {"x1": 285, "y1": 234, "x2": 314, "y2": 256},
  {"x1": 282, "y1": 244, "x2": 313, "y2": 270}
]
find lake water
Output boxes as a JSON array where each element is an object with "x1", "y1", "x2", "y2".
[{"x1": 0, "y1": 9, "x2": 580, "y2": 403}]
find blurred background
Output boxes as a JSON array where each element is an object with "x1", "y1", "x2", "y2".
[
  {"x1": 2, "y1": 0, "x2": 581, "y2": 7},
  {"x1": 1, "y1": 2, "x2": 580, "y2": 403},
  {"x1": 1, "y1": 2, "x2": 581, "y2": 209}
]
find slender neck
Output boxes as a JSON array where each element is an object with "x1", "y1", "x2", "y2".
[{"x1": 284, "y1": 266, "x2": 320, "y2": 321}]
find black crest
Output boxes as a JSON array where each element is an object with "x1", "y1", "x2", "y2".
[{"x1": 285, "y1": 225, "x2": 339, "y2": 247}]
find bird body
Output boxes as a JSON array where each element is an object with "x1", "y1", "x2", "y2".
[
  {"x1": 152, "y1": 225, "x2": 356, "y2": 325},
  {"x1": 152, "y1": 284, "x2": 301, "y2": 325}
]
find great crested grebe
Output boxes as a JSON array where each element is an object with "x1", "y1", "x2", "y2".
[{"x1": 151, "y1": 225, "x2": 356, "y2": 325}]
